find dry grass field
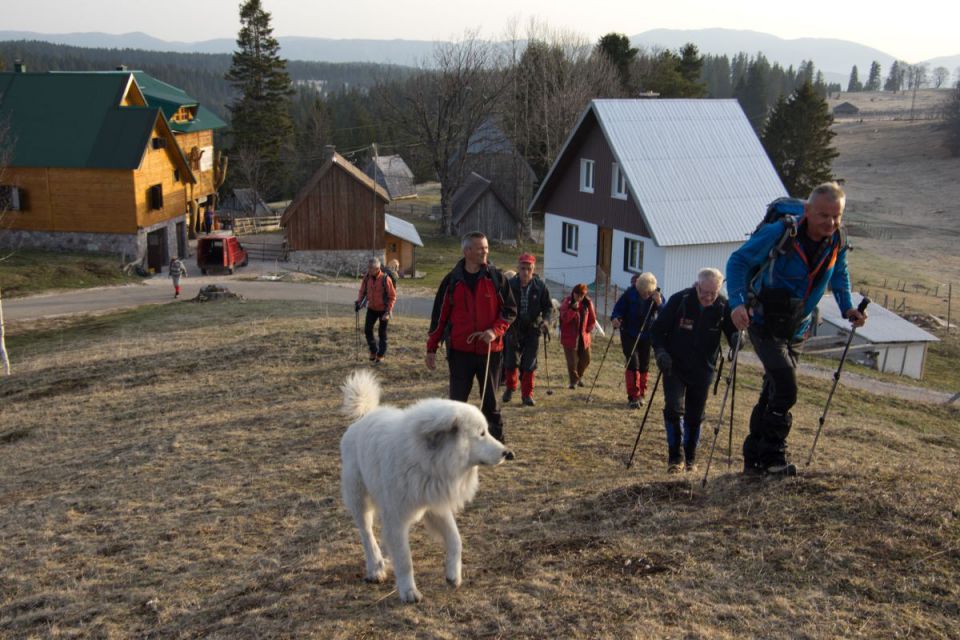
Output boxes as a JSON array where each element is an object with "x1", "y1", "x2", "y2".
[{"x1": 1, "y1": 300, "x2": 958, "y2": 638}]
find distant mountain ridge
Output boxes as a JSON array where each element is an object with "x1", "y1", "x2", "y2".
[{"x1": 2, "y1": 28, "x2": 957, "y2": 85}]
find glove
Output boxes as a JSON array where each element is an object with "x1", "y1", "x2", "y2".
[
  {"x1": 727, "y1": 332, "x2": 741, "y2": 359},
  {"x1": 539, "y1": 321, "x2": 550, "y2": 338},
  {"x1": 354, "y1": 301, "x2": 362, "y2": 313},
  {"x1": 655, "y1": 351, "x2": 672, "y2": 375}
]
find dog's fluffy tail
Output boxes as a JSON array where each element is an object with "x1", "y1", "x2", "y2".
[{"x1": 341, "y1": 369, "x2": 381, "y2": 419}]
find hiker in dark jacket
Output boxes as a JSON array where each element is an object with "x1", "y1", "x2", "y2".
[
  {"x1": 502, "y1": 253, "x2": 552, "y2": 407},
  {"x1": 356, "y1": 258, "x2": 397, "y2": 364},
  {"x1": 611, "y1": 272, "x2": 663, "y2": 408},
  {"x1": 652, "y1": 268, "x2": 738, "y2": 474},
  {"x1": 426, "y1": 232, "x2": 517, "y2": 442},
  {"x1": 726, "y1": 182, "x2": 866, "y2": 477}
]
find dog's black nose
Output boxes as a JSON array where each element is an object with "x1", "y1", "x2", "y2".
[{"x1": 503, "y1": 450, "x2": 515, "y2": 461}]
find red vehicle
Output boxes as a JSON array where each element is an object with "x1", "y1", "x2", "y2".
[{"x1": 197, "y1": 234, "x2": 249, "y2": 275}]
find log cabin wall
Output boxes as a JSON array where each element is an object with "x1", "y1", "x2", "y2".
[
  {"x1": 175, "y1": 129, "x2": 216, "y2": 200},
  {"x1": 285, "y1": 162, "x2": 385, "y2": 251},
  {"x1": 134, "y1": 121, "x2": 189, "y2": 229}
]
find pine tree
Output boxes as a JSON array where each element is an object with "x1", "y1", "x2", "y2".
[
  {"x1": 865, "y1": 61, "x2": 882, "y2": 91},
  {"x1": 761, "y1": 82, "x2": 839, "y2": 197},
  {"x1": 596, "y1": 33, "x2": 638, "y2": 93},
  {"x1": 225, "y1": 0, "x2": 294, "y2": 200},
  {"x1": 847, "y1": 65, "x2": 863, "y2": 92},
  {"x1": 884, "y1": 61, "x2": 906, "y2": 92}
]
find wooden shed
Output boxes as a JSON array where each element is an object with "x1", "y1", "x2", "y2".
[
  {"x1": 832, "y1": 101, "x2": 860, "y2": 117},
  {"x1": 365, "y1": 155, "x2": 417, "y2": 199},
  {"x1": 384, "y1": 213, "x2": 423, "y2": 276},
  {"x1": 281, "y1": 146, "x2": 391, "y2": 272},
  {"x1": 451, "y1": 172, "x2": 521, "y2": 243}
]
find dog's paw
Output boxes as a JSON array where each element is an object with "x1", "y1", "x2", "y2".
[
  {"x1": 364, "y1": 570, "x2": 387, "y2": 584},
  {"x1": 446, "y1": 574, "x2": 462, "y2": 588},
  {"x1": 399, "y1": 586, "x2": 423, "y2": 603}
]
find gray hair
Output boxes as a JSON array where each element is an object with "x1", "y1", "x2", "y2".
[
  {"x1": 635, "y1": 272, "x2": 658, "y2": 295},
  {"x1": 461, "y1": 231, "x2": 486, "y2": 249},
  {"x1": 697, "y1": 267, "x2": 724, "y2": 286},
  {"x1": 367, "y1": 257, "x2": 381, "y2": 268},
  {"x1": 808, "y1": 182, "x2": 846, "y2": 210}
]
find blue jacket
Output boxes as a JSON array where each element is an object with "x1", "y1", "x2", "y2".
[
  {"x1": 610, "y1": 287, "x2": 659, "y2": 339},
  {"x1": 726, "y1": 218, "x2": 853, "y2": 340}
]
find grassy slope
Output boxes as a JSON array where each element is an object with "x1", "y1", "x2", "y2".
[
  {"x1": 0, "y1": 250, "x2": 141, "y2": 297},
  {"x1": 1, "y1": 301, "x2": 957, "y2": 638}
]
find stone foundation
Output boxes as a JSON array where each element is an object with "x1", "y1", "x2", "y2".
[{"x1": 287, "y1": 249, "x2": 385, "y2": 278}]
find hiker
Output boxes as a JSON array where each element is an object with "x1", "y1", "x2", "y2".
[
  {"x1": 652, "y1": 268, "x2": 738, "y2": 473},
  {"x1": 355, "y1": 258, "x2": 397, "y2": 364},
  {"x1": 387, "y1": 258, "x2": 401, "y2": 280},
  {"x1": 169, "y1": 256, "x2": 187, "y2": 299},
  {"x1": 502, "y1": 254, "x2": 553, "y2": 407},
  {"x1": 611, "y1": 272, "x2": 663, "y2": 408},
  {"x1": 726, "y1": 182, "x2": 867, "y2": 477},
  {"x1": 558, "y1": 283, "x2": 597, "y2": 389},
  {"x1": 426, "y1": 232, "x2": 517, "y2": 442}
]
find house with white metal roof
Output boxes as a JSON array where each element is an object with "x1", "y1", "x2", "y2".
[
  {"x1": 528, "y1": 99, "x2": 787, "y2": 296},
  {"x1": 384, "y1": 213, "x2": 423, "y2": 276},
  {"x1": 811, "y1": 293, "x2": 939, "y2": 380}
]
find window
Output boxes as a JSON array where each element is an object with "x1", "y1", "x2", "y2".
[
  {"x1": 562, "y1": 222, "x2": 579, "y2": 256},
  {"x1": 611, "y1": 163, "x2": 628, "y2": 199},
  {"x1": 579, "y1": 158, "x2": 595, "y2": 193},
  {"x1": 151, "y1": 137, "x2": 166, "y2": 150},
  {"x1": 148, "y1": 184, "x2": 164, "y2": 210},
  {"x1": 0, "y1": 185, "x2": 27, "y2": 211},
  {"x1": 623, "y1": 237, "x2": 643, "y2": 273},
  {"x1": 173, "y1": 168, "x2": 180, "y2": 182}
]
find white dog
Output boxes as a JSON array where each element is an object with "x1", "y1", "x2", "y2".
[{"x1": 339, "y1": 369, "x2": 514, "y2": 603}]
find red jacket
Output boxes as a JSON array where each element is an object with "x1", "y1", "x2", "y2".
[
  {"x1": 427, "y1": 261, "x2": 517, "y2": 355},
  {"x1": 559, "y1": 295, "x2": 597, "y2": 350},
  {"x1": 357, "y1": 270, "x2": 396, "y2": 313}
]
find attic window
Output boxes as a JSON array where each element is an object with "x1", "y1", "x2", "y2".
[
  {"x1": 0, "y1": 185, "x2": 27, "y2": 211},
  {"x1": 152, "y1": 137, "x2": 167, "y2": 150},
  {"x1": 580, "y1": 159, "x2": 595, "y2": 193},
  {"x1": 611, "y1": 163, "x2": 628, "y2": 200},
  {"x1": 172, "y1": 106, "x2": 196, "y2": 123}
]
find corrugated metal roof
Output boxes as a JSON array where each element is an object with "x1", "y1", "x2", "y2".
[
  {"x1": 818, "y1": 293, "x2": 939, "y2": 344},
  {"x1": 384, "y1": 213, "x2": 423, "y2": 247},
  {"x1": 530, "y1": 99, "x2": 787, "y2": 247}
]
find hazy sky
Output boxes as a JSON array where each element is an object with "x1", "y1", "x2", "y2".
[{"x1": 4, "y1": 0, "x2": 955, "y2": 63}]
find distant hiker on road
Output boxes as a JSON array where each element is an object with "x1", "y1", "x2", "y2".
[
  {"x1": 726, "y1": 182, "x2": 867, "y2": 477},
  {"x1": 652, "y1": 268, "x2": 738, "y2": 473},
  {"x1": 169, "y1": 256, "x2": 187, "y2": 299},
  {"x1": 558, "y1": 283, "x2": 597, "y2": 389},
  {"x1": 356, "y1": 258, "x2": 397, "y2": 364},
  {"x1": 426, "y1": 232, "x2": 517, "y2": 442},
  {"x1": 611, "y1": 272, "x2": 662, "y2": 408},
  {"x1": 502, "y1": 254, "x2": 552, "y2": 407}
]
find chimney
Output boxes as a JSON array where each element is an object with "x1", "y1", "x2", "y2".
[
  {"x1": 323, "y1": 145, "x2": 336, "y2": 161},
  {"x1": 116, "y1": 64, "x2": 128, "y2": 71},
  {"x1": 13, "y1": 59, "x2": 26, "y2": 73}
]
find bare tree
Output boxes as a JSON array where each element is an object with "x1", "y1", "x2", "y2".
[
  {"x1": 374, "y1": 32, "x2": 509, "y2": 235},
  {"x1": 0, "y1": 117, "x2": 13, "y2": 375},
  {"x1": 933, "y1": 66, "x2": 950, "y2": 89},
  {"x1": 908, "y1": 63, "x2": 929, "y2": 121}
]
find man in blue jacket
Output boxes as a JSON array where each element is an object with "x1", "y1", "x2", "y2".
[{"x1": 726, "y1": 182, "x2": 867, "y2": 477}]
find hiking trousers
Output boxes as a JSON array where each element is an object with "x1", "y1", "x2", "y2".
[{"x1": 743, "y1": 325, "x2": 799, "y2": 469}]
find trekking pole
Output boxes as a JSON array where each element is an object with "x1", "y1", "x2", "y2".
[
  {"x1": 713, "y1": 354, "x2": 725, "y2": 396},
  {"x1": 618, "y1": 289, "x2": 660, "y2": 390},
  {"x1": 727, "y1": 355, "x2": 737, "y2": 468},
  {"x1": 542, "y1": 331, "x2": 554, "y2": 396},
  {"x1": 625, "y1": 369, "x2": 663, "y2": 468},
  {"x1": 701, "y1": 330, "x2": 746, "y2": 488},
  {"x1": 806, "y1": 297, "x2": 871, "y2": 467},
  {"x1": 479, "y1": 340, "x2": 493, "y2": 410},
  {"x1": 586, "y1": 329, "x2": 617, "y2": 403},
  {"x1": 354, "y1": 308, "x2": 360, "y2": 362}
]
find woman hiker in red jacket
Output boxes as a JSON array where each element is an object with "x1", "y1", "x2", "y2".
[{"x1": 558, "y1": 283, "x2": 597, "y2": 389}]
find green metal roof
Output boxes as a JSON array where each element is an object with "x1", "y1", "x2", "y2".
[{"x1": 0, "y1": 72, "x2": 162, "y2": 169}]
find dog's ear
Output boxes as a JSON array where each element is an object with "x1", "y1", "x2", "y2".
[{"x1": 424, "y1": 419, "x2": 458, "y2": 450}]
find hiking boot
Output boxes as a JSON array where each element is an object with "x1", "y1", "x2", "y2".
[
  {"x1": 568, "y1": 383, "x2": 576, "y2": 390},
  {"x1": 742, "y1": 463, "x2": 766, "y2": 479},
  {"x1": 685, "y1": 461, "x2": 698, "y2": 473},
  {"x1": 636, "y1": 396, "x2": 646, "y2": 407},
  {"x1": 667, "y1": 463, "x2": 683, "y2": 474},
  {"x1": 522, "y1": 396, "x2": 535, "y2": 407},
  {"x1": 374, "y1": 355, "x2": 384, "y2": 365},
  {"x1": 368, "y1": 352, "x2": 377, "y2": 363},
  {"x1": 765, "y1": 463, "x2": 798, "y2": 477},
  {"x1": 502, "y1": 388, "x2": 514, "y2": 403},
  {"x1": 577, "y1": 380, "x2": 584, "y2": 387},
  {"x1": 628, "y1": 400, "x2": 641, "y2": 409}
]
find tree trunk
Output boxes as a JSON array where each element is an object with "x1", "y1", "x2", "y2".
[{"x1": 0, "y1": 288, "x2": 10, "y2": 376}]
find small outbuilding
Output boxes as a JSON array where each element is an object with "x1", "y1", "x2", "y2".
[
  {"x1": 281, "y1": 146, "x2": 390, "y2": 273},
  {"x1": 218, "y1": 188, "x2": 272, "y2": 217},
  {"x1": 365, "y1": 155, "x2": 417, "y2": 200},
  {"x1": 810, "y1": 294, "x2": 939, "y2": 380},
  {"x1": 384, "y1": 213, "x2": 423, "y2": 276},
  {"x1": 832, "y1": 101, "x2": 860, "y2": 117},
  {"x1": 451, "y1": 172, "x2": 521, "y2": 243}
]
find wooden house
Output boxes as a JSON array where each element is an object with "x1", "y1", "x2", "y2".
[
  {"x1": 529, "y1": 99, "x2": 787, "y2": 295},
  {"x1": 832, "y1": 101, "x2": 860, "y2": 117},
  {"x1": 281, "y1": 146, "x2": 391, "y2": 273},
  {"x1": 0, "y1": 68, "x2": 205, "y2": 271},
  {"x1": 384, "y1": 213, "x2": 423, "y2": 276},
  {"x1": 451, "y1": 172, "x2": 521, "y2": 243},
  {"x1": 365, "y1": 155, "x2": 417, "y2": 199}
]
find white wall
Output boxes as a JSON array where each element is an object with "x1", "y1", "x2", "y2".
[
  {"x1": 878, "y1": 343, "x2": 927, "y2": 379},
  {"x1": 662, "y1": 241, "x2": 743, "y2": 298},
  {"x1": 610, "y1": 229, "x2": 665, "y2": 291},
  {"x1": 543, "y1": 213, "x2": 598, "y2": 290}
]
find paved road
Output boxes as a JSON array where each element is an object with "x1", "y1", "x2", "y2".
[{"x1": 4, "y1": 260, "x2": 954, "y2": 405}]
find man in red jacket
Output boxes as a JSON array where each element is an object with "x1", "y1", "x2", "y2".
[
  {"x1": 426, "y1": 232, "x2": 517, "y2": 442},
  {"x1": 355, "y1": 258, "x2": 397, "y2": 363}
]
